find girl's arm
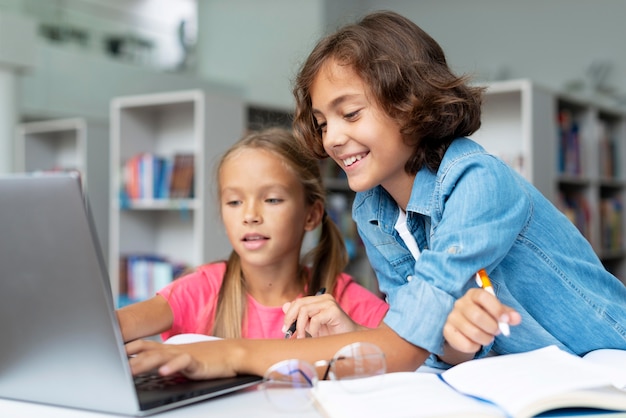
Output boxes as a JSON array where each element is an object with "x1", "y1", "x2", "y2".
[
  {"x1": 126, "y1": 323, "x2": 427, "y2": 379},
  {"x1": 116, "y1": 295, "x2": 174, "y2": 342}
]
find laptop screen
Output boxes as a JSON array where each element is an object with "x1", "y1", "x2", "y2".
[{"x1": 0, "y1": 173, "x2": 261, "y2": 416}]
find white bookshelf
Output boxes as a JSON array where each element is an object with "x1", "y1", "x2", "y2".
[
  {"x1": 473, "y1": 79, "x2": 626, "y2": 283},
  {"x1": 109, "y1": 89, "x2": 245, "y2": 305},
  {"x1": 14, "y1": 117, "x2": 109, "y2": 260}
]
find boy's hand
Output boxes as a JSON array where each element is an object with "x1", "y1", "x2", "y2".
[{"x1": 443, "y1": 288, "x2": 521, "y2": 354}]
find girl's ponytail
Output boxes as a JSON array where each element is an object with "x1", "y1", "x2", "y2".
[{"x1": 304, "y1": 210, "x2": 348, "y2": 297}]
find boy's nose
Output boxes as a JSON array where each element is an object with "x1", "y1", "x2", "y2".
[{"x1": 322, "y1": 123, "x2": 347, "y2": 152}]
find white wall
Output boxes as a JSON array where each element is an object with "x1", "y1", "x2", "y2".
[
  {"x1": 195, "y1": 0, "x2": 325, "y2": 110},
  {"x1": 2, "y1": 0, "x2": 195, "y2": 70},
  {"x1": 8, "y1": 0, "x2": 626, "y2": 119},
  {"x1": 18, "y1": 42, "x2": 239, "y2": 121},
  {"x1": 360, "y1": 0, "x2": 626, "y2": 107},
  {"x1": 191, "y1": 0, "x2": 626, "y2": 110}
]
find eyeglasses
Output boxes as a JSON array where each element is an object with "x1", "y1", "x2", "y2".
[{"x1": 260, "y1": 342, "x2": 386, "y2": 412}]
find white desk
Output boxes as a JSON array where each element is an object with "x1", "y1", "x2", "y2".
[
  {"x1": 3, "y1": 390, "x2": 626, "y2": 418},
  {"x1": 0, "y1": 385, "x2": 322, "y2": 417},
  {"x1": 2, "y1": 383, "x2": 626, "y2": 418}
]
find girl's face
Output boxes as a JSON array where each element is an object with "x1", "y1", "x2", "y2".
[
  {"x1": 219, "y1": 148, "x2": 321, "y2": 270},
  {"x1": 310, "y1": 59, "x2": 415, "y2": 207}
]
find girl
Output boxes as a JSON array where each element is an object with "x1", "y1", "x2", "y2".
[
  {"x1": 126, "y1": 10, "x2": 626, "y2": 379},
  {"x1": 117, "y1": 127, "x2": 388, "y2": 342}
]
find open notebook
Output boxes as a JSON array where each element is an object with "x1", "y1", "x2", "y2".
[
  {"x1": 314, "y1": 345, "x2": 626, "y2": 418},
  {"x1": 0, "y1": 173, "x2": 261, "y2": 416}
]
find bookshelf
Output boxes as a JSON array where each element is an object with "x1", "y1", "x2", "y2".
[
  {"x1": 110, "y1": 89, "x2": 245, "y2": 306},
  {"x1": 14, "y1": 117, "x2": 109, "y2": 261},
  {"x1": 473, "y1": 79, "x2": 626, "y2": 283}
]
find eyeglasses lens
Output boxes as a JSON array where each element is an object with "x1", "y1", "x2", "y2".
[
  {"x1": 262, "y1": 359, "x2": 317, "y2": 411},
  {"x1": 328, "y1": 342, "x2": 386, "y2": 392}
]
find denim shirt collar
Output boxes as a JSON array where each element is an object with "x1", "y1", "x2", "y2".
[
  {"x1": 406, "y1": 166, "x2": 436, "y2": 217},
  {"x1": 407, "y1": 137, "x2": 483, "y2": 214}
]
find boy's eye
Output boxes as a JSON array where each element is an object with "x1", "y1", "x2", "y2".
[
  {"x1": 225, "y1": 200, "x2": 241, "y2": 207},
  {"x1": 344, "y1": 110, "x2": 360, "y2": 120},
  {"x1": 266, "y1": 198, "x2": 283, "y2": 204},
  {"x1": 316, "y1": 121, "x2": 327, "y2": 134}
]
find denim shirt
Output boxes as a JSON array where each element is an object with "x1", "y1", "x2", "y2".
[{"x1": 353, "y1": 138, "x2": 626, "y2": 368}]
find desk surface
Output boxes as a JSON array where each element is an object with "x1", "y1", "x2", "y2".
[
  {"x1": 0, "y1": 385, "x2": 322, "y2": 417},
  {"x1": 3, "y1": 383, "x2": 626, "y2": 418},
  {"x1": 3, "y1": 389, "x2": 626, "y2": 418}
]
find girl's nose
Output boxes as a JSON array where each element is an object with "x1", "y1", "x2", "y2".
[
  {"x1": 243, "y1": 205, "x2": 261, "y2": 224},
  {"x1": 244, "y1": 214, "x2": 260, "y2": 224}
]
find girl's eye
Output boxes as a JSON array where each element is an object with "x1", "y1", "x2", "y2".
[
  {"x1": 266, "y1": 198, "x2": 283, "y2": 204},
  {"x1": 225, "y1": 200, "x2": 241, "y2": 207}
]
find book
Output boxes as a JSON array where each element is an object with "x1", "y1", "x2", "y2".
[
  {"x1": 169, "y1": 153, "x2": 195, "y2": 199},
  {"x1": 313, "y1": 345, "x2": 626, "y2": 418}
]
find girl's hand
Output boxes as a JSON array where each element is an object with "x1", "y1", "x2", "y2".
[
  {"x1": 126, "y1": 339, "x2": 238, "y2": 379},
  {"x1": 282, "y1": 294, "x2": 362, "y2": 339},
  {"x1": 443, "y1": 288, "x2": 521, "y2": 354}
]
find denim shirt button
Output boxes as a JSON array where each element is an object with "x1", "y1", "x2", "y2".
[{"x1": 407, "y1": 275, "x2": 413, "y2": 282}]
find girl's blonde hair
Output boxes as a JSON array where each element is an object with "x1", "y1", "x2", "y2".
[{"x1": 212, "y1": 127, "x2": 349, "y2": 338}]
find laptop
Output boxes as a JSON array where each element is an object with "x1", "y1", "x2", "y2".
[{"x1": 0, "y1": 173, "x2": 262, "y2": 415}]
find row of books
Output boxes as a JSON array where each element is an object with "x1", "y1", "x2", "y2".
[
  {"x1": 558, "y1": 192, "x2": 626, "y2": 253},
  {"x1": 121, "y1": 152, "x2": 195, "y2": 202},
  {"x1": 598, "y1": 121, "x2": 619, "y2": 179},
  {"x1": 557, "y1": 191, "x2": 591, "y2": 241},
  {"x1": 117, "y1": 254, "x2": 188, "y2": 307},
  {"x1": 557, "y1": 109, "x2": 583, "y2": 176},
  {"x1": 557, "y1": 111, "x2": 623, "y2": 179},
  {"x1": 600, "y1": 196, "x2": 623, "y2": 251}
]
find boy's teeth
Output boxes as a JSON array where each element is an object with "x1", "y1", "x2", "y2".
[{"x1": 343, "y1": 154, "x2": 363, "y2": 167}]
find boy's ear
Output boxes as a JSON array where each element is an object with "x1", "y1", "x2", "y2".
[{"x1": 304, "y1": 200, "x2": 324, "y2": 231}]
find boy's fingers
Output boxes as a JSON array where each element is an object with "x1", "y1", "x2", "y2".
[{"x1": 443, "y1": 322, "x2": 482, "y2": 353}]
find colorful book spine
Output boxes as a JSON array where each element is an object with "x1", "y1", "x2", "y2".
[{"x1": 118, "y1": 254, "x2": 187, "y2": 305}]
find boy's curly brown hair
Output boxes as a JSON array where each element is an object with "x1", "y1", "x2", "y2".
[{"x1": 293, "y1": 10, "x2": 485, "y2": 174}]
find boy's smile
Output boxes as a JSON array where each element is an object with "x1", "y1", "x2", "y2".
[{"x1": 310, "y1": 59, "x2": 415, "y2": 208}]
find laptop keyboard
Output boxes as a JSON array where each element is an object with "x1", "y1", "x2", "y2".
[{"x1": 134, "y1": 372, "x2": 189, "y2": 391}]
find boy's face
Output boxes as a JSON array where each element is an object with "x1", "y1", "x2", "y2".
[
  {"x1": 309, "y1": 59, "x2": 415, "y2": 207},
  {"x1": 219, "y1": 148, "x2": 320, "y2": 270}
]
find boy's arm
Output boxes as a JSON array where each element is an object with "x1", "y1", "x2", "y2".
[{"x1": 116, "y1": 295, "x2": 174, "y2": 342}]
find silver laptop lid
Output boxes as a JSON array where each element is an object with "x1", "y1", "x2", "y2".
[{"x1": 0, "y1": 173, "x2": 140, "y2": 414}]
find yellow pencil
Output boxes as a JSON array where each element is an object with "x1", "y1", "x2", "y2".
[{"x1": 475, "y1": 269, "x2": 510, "y2": 336}]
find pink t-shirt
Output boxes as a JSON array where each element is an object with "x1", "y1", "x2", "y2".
[{"x1": 157, "y1": 262, "x2": 388, "y2": 340}]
